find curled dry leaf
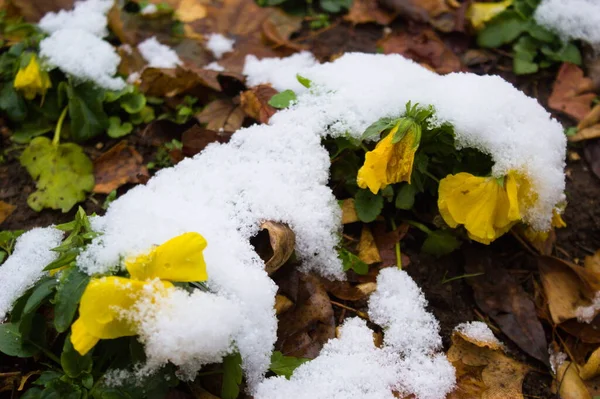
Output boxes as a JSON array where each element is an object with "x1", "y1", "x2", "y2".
[
  {"x1": 196, "y1": 98, "x2": 245, "y2": 132},
  {"x1": 538, "y1": 256, "x2": 600, "y2": 324},
  {"x1": 548, "y1": 63, "x2": 596, "y2": 122},
  {"x1": 240, "y1": 85, "x2": 278, "y2": 124},
  {"x1": 465, "y1": 248, "x2": 549, "y2": 364},
  {"x1": 344, "y1": 0, "x2": 397, "y2": 25},
  {"x1": 357, "y1": 225, "x2": 382, "y2": 265},
  {"x1": 140, "y1": 66, "x2": 221, "y2": 97},
  {"x1": 378, "y1": 0, "x2": 458, "y2": 32},
  {"x1": 341, "y1": 199, "x2": 359, "y2": 224},
  {"x1": 181, "y1": 125, "x2": 233, "y2": 157},
  {"x1": 579, "y1": 346, "x2": 600, "y2": 380},
  {"x1": 447, "y1": 328, "x2": 531, "y2": 399},
  {"x1": 255, "y1": 221, "x2": 296, "y2": 275},
  {"x1": 0, "y1": 200, "x2": 16, "y2": 225},
  {"x1": 93, "y1": 141, "x2": 149, "y2": 194},
  {"x1": 320, "y1": 279, "x2": 377, "y2": 301},
  {"x1": 378, "y1": 28, "x2": 462, "y2": 74},
  {"x1": 275, "y1": 294, "x2": 294, "y2": 315}
]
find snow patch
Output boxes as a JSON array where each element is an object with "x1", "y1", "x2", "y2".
[
  {"x1": 138, "y1": 37, "x2": 182, "y2": 69},
  {"x1": 204, "y1": 61, "x2": 225, "y2": 72},
  {"x1": 576, "y1": 292, "x2": 600, "y2": 323},
  {"x1": 0, "y1": 228, "x2": 63, "y2": 321},
  {"x1": 140, "y1": 3, "x2": 158, "y2": 15},
  {"x1": 535, "y1": 0, "x2": 600, "y2": 45},
  {"x1": 206, "y1": 33, "x2": 235, "y2": 59},
  {"x1": 455, "y1": 321, "x2": 502, "y2": 346},
  {"x1": 39, "y1": 0, "x2": 113, "y2": 38},
  {"x1": 244, "y1": 52, "x2": 318, "y2": 92}
]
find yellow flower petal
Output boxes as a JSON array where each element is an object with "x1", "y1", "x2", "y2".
[
  {"x1": 14, "y1": 55, "x2": 51, "y2": 100},
  {"x1": 467, "y1": 0, "x2": 513, "y2": 30},
  {"x1": 71, "y1": 318, "x2": 100, "y2": 356},
  {"x1": 126, "y1": 232, "x2": 208, "y2": 282},
  {"x1": 552, "y1": 210, "x2": 566, "y2": 228},
  {"x1": 357, "y1": 125, "x2": 417, "y2": 194},
  {"x1": 438, "y1": 172, "x2": 523, "y2": 244}
]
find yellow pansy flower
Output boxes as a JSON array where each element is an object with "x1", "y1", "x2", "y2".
[
  {"x1": 357, "y1": 122, "x2": 419, "y2": 194},
  {"x1": 521, "y1": 209, "x2": 566, "y2": 245},
  {"x1": 71, "y1": 232, "x2": 208, "y2": 355},
  {"x1": 467, "y1": 0, "x2": 513, "y2": 31},
  {"x1": 438, "y1": 172, "x2": 525, "y2": 244},
  {"x1": 14, "y1": 54, "x2": 52, "y2": 100}
]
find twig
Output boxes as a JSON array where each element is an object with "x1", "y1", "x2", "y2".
[{"x1": 330, "y1": 300, "x2": 369, "y2": 320}]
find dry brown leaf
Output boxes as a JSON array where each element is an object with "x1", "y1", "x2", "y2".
[
  {"x1": 8, "y1": 0, "x2": 74, "y2": 22},
  {"x1": 344, "y1": 0, "x2": 397, "y2": 25},
  {"x1": 372, "y1": 222, "x2": 409, "y2": 268},
  {"x1": 321, "y1": 279, "x2": 377, "y2": 301},
  {"x1": 175, "y1": 0, "x2": 208, "y2": 22},
  {"x1": 181, "y1": 125, "x2": 233, "y2": 157},
  {"x1": 0, "y1": 372, "x2": 20, "y2": 394},
  {"x1": 538, "y1": 256, "x2": 600, "y2": 324},
  {"x1": 262, "y1": 9, "x2": 305, "y2": 52},
  {"x1": 548, "y1": 63, "x2": 597, "y2": 122},
  {"x1": 358, "y1": 225, "x2": 382, "y2": 265},
  {"x1": 275, "y1": 294, "x2": 294, "y2": 315},
  {"x1": 140, "y1": 66, "x2": 221, "y2": 97},
  {"x1": 585, "y1": 251, "x2": 600, "y2": 275},
  {"x1": 378, "y1": 28, "x2": 462, "y2": 74},
  {"x1": 256, "y1": 221, "x2": 295, "y2": 275},
  {"x1": 378, "y1": 0, "x2": 458, "y2": 32},
  {"x1": 447, "y1": 329, "x2": 531, "y2": 399},
  {"x1": 555, "y1": 361, "x2": 592, "y2": 399},
  {"x1": 93, "y1": 141, "x2": 149, "y2": 194},
  {"x1": 240, "y1": 85, "x2": 278, "y2": 123},
  {"x1": 0, "y1": 200, "x2": 16, "y2": 225},
  {"x1": 341, "y1": 199, "x2": 359, "y2": 224},
  {"x1": 196, "y1": 98, "x2": 245, "y2": 132},
  {"x1": 579, "y1": 346, "x2": 600, "y2": 380},
  {"x1": 571, "y1": 125, "x2": 600, "y2": 142},
  {"x1": 465, "y1": 249, "x2": 549, "y2": 364},
  {"x1": 578, "y1": 104, "x2": 600, "y2": 131}
]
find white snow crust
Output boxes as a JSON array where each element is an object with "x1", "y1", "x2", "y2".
[
  {"x1": 138, "y1": 37, "x2": 182, "y2": 69},
  {"x1": 455, "y1": 321, "x2": 502, "y2": 346},
  {"x1": 535, "y1": 0, "x2": 600, "y2": 45},
  {"x1": 206, "y1": 33, "x2": 235, "y2": 59}
]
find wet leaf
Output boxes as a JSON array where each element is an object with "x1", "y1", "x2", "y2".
[
  {"x1": 196, "y1": 98, "x2": 245, "y2": 132},
  {"x1": 181, "y1": 125, "x2": 233, "y2": 157},
  {"x1": 0, "y1": 321, "x2": 37, "y2": 357},
  {"x1": 339, "y1": 248, "x2": 369, "y2": 275},
  {"x1": 465, "y1": 248, "x2": 549, "y2": 364},
  {"x1": 0, "y1": 200, "x2": 16, "y2": 224},
  {"x1": 221, "y1": 353, "x2": 242, "y2": 399},
  {"x1": 93, "y1": 141, "x2": 149, "y2": 194},
  {"x1": 340, "y1": 199, "x2": 359, "y2": 224},
  {"x1": 357, "y1": 225, "x2": 381, "y2": 264},
  {"x1": 548, "y1": 63, "x2": 596, "y2": 122},
  {"x1": 240, "y1": 85, "x2": 278, "y2": 123},
  {"x1": 53, "y1": 267, "x2": 90, "y2": 333},
  {"x1": 421, "y1": 230, "x2": 461, "y2": 257},
  {"x1": 447, "y1": 328, "x2": 531, "y2": 399},
  {"x1": 61, "y1": 333, "x2": 93, "y2": 378},
  {"x1": 20, "y1": 137, "x2": 94, "y2": 213},
  {"x1": 344, "y1": 0, "x2": 397, "y2": 25},
  {"x1": 268, "y1": 90, "x2": 297, "y2": 109},
  {"x1": 378, "y1": 28, "x2": 462, "y2": 74},
  {"x1": 67, "y1": 82, "x2": 109, "y2": 142},
  {"x1": 354, "y1": 189, "x2": 383, "y2": 223}
]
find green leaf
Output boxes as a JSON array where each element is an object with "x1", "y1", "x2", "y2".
[
  {"x1": 361, "y1": 117, "x2": 396, "y2": 141},
  {"x1": 107, "y1": 116, "x2": 133, "y2": 138},
  {"x1": 221, "y1": 353, "x2": 243, "y2": 399},
  {"x1": 44, "y1": 249, "x2": 79, "y2": 271},
  {"x1": 23, "y1": 278, "x2": 57, "y2": 315},
  {"x1": 296, "y1": 74, "x2": 312, "y2": 88},
  {"x1": 0, "y1": 321, "x2": 37, "y2": 357},
  {"x1": 130, "y1": 106, "x2": 155, "y2": 125},
  {"x1": 21, "y1": 388, "x2": 43, "y2": 399},
  {"x1": 354, "y1": 189, "x2": 384, "y2": 223},
  {"x1": 0, "y1": 83, "x2": 27, "y2": 122},
  {"x1": 542, "y1": 42, "x2": 582, "y2": 65},
  {"x1": 54, "y1": 267, "x2": 90, "y2": 333},
  {"x1": 20, "y1": 137, "x2": 95, "y2": 212},
  {"x1": 527, "y1": 22, "x2": 557, "y2": 43},
  {"x1": 477, "y1": 11, "x2": 528, "y2": 48},
  {"x1": 120, "y1": 92, "x2": 146, "y2": 114},
  {"x1": 269, "y1": 351, "x2": 309, "y2": 379},
  {"x1": 268, "y1": 90, "x2": 297, "y2": 109},
  {"x1": 61, "y1": 333, "x2": 93, "y2": 378},
  {"x1": 67, "y1": 82, "x2": 109, "y2": 142},
  {"x1": 513, "y1": 56, "x2": 539, "y2": 75},
  {"x1": 33, "y1": 371, "x2": 63, "y2": 387},
  {"x1": 395, "y1": 184, "x2": 417, "y2": 210},
  {"x1": 11, "y1": 122, "x2": 53, "y2": 144},
  {"x1": 421, "y1": 230, "x2": 461, "y2": 257},
  {"x1": 338, "y1": 248, "x2": 369, "y2": 275},
  {"x1": 320, "y1": 0, "x2": 352, "y2": 13}
]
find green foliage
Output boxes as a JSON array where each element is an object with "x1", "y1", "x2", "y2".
[
  {"x1": 354, "y1": 189, "x2": 384, "y2": 223},
  {"x1": 0, "y1": 229, "x2": 24, "y2": 264},
  {"x1": 20, "y1": 136, "x2": 95, "y2": 212},
  {"x1": 67, "y1": 82, "x2": 109, "y2": 142},
  {"x1": 61, "y1": 333, "x2": 93, "y2": 378},
  {"x1": 0, "y1": 321, "x2": 38, "y2": 357},
  {"x1": 222, "y1": 353, "x2": 243, "y2": 399},
  {"x1": 53, "y1": 267, "x2": 91, "y2": 333},
  {"x1": 477, "y1": 0, "x2": 582, "y2": 74},
  {"x1": 108, "y1": 116, "x2": 134, "y2": 138},
  {"x1": 338, "y1": 248, "x2": 368, "y2": 275},
  {"x1": 395, "y1": 183, "x2": 417, "y2": 210},
  {"x1": 268, "y1": 89, "x2": 297, "y2": 109},
  {"x1": 421, "y1": 230, "x2": 461, "y2": 257},
  {"x1": 269, "y1": 351, "x2": 309, "y2": 378}
]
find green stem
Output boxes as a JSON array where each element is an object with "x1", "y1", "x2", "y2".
[
  {"x1": 25, "y1": 339, "x2": 61, "y2": 365},
  {"x1": 390, "y1": 219, "x2": 402, "y2": 270},
  {"x1": 423, "y1": 170, "x2": 440, "y2": 183},
  {"x1": 52, "y1": 107, "x2": 68, "y2": 147},
  {"x1": 403, "y1": 220, "x2": 432, "y2": 235}
]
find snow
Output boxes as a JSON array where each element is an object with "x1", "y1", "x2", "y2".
[
  {"x1": 140, "y1": 3, "x2": 158, "y2": 15},
  {"x1": 245, "y1": 53, "x2": 566, "y2": 231},
  {"x1": 138, "y1": 37, "x2": 182, "y2": 69},
  {"x1": 575, "y1": 292, "x2": 600, "y2": 323},
  {"x1": 535, "y1": 0, "x2": 600, "y2": 45},
  {"x1": 549, "y1": 348, "x2": 567, "y2": 374},
  {"x1": 40, "y1": 29, "x2": 126, "y2": 91},
  {"x1": 38, "y1": 0, "x2": 126, "y2": 90},
  {"x1": 256, "y1": 269, "x2": 456, "y2": 399},
  {"x1": 455, "y1": 321, "x2": 502, "y2": 346},
  {"x1": 204, "y1": 61, "x2": 225, "y2": 72},
  {"x1": 39, "y1": 0, "x2": 113, "y2": 38},
  {"x1": 0, "y1": 227, "x2": 63, "y2": 321},
  {"x1": 206, "y1": 33, "x2": 235, "y2": 59},
  {"x1": 244, "y1": 52, "x2": 318, "y2": 92}
]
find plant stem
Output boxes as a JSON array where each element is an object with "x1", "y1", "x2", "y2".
[
  {"x1": 52, "y1": 107, "x2": 68, "y2": 147},
  {"x1": 390, "y1": 219, "x2": 402, "y2": 270},
  {"x1": 25, "y1": 339, "x2": 61, "y2": 365},
  {"x1": 423, "y1": 170, "x2": 439, "y2": 183},
  {"x1": 403, "y1": 220, "x2": 432, "y2": 235}
]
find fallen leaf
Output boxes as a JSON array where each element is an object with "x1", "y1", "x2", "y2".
[
  {"x1": 357, "y1": 225, "x2": 382, "y2": 265},
  {"x1": 378, "y1": 28, "x2": 462, "y2": 74},
  {"x1": 538, "y1": 256, "x2": 600, "y2": 324},
  {"x1": 465, "y1": 248, "x2": 549, "y2": 364},
  {"x1": 262, "y1": 9, "x2": 305, "y2": 52},
  {"x1": 341, "y1": 199, "x2": 359, "y2": 224},
  {"x1": 256, "y1": 221, "x2": 295, "y2": 275},
  {"x1": 196, "y1": 99, "x2": 245, "y2": 132},
  {"x1": 378, "y1": 0, "x2": 459, "y2": 32},
  {"x1": 344, "y1": 0, "x2": 397, "y2": 25},
  {"x1": 579, "y1": 346, "x2": 600, "y2": 380},
  {"x1": 117, "y1": 45, "x2": 147, "y2": 79},
  {"x1": 0, "y1": 201, "x2": 16, "y2": 225},
  {"x1": 548, "y1": 63, "x2": 596, "y2": 122},
  {"x1": 8, "y1": 0, "x2": 74, "y2": 22},
  {"x1": 93, "y1": 141, "x2": 149, "y2": 194},
  {"x1": 0, "y1": 372, "x2": 20, "y2": 393},
  {"x1": 584, "y1": 140, "x2": 600, "y2": 180},
  {"x1": 139, "y1": 66, "x2": 221, "y2": 97},
  {"x1": 447, "y1": 328, "x2": 531, "y2": 399},
  {"x1": 578, "y1": 104, "x2": 600, "y2": 131},
  {"x1": 181, "y1": 124, "x2": 233, "y2": 157},
  {"x1": 585, "y1": 251, "x2": 600, "y2": 275},
  {"x1": 555, "y1": 361, "x2": 592, "y2": 399},
  {"x1": 320, "y1": 280, "x2": 377, "y2": 301},
  {"x1": 561, "y1": 317, "x2": 600, "y2": 344},
  {"x1": 571, "y1": 126, "x2": 600, "y2": 142},
  {"x1": 275, "y1": 294, "x2": 293, "y2": 315},
  {"x1": 371, "y1": 222, "x2": 409, "y2": 268},
  {"x1": 175, "y1": 0, "x2": 208, "y2": 22},
  {"x1": 240, "y1": 85, "x2": 278, "y2": 123}
]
